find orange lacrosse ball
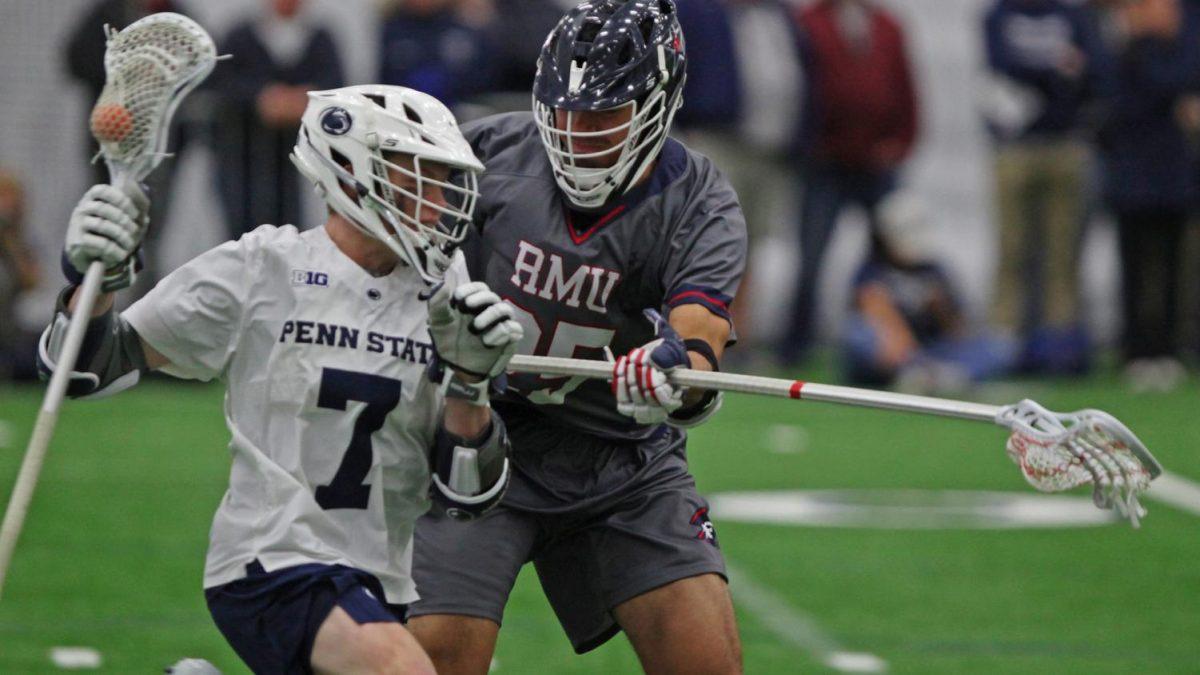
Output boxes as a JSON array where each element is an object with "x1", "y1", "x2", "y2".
[{"x1": 90, "y1": 103, "x2": 135, "y2": 143}]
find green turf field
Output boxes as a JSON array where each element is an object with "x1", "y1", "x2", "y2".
[{"x1": 1, "y1": 373, "x2": 1197, "y2": 673}]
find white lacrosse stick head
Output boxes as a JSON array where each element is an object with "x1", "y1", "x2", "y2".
[
  {"x1": 997, "y1": 400, "x2": 1162, "y2": 527},
  {"x1": 90, "y1": 12, "x2": 217, "y2": 183}
]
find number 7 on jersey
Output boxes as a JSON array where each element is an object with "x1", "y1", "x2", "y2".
[{"x1": 314, "y1": 368, "x2": 402, "y2": 510}]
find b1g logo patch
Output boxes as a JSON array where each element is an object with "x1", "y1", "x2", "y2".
[
  {"x1": 292, "y1": 269, "x2": 329, "y2": 287},
  {"x1": 691, "y1": 507, "x2": 718, "y2": 547},
  {"x1": 319, "y1": 106, "x2": 352, "y2": 136}
]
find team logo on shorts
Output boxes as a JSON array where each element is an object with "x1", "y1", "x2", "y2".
[
  {"x1": 319, "y1": 106, "x2": 353, "y2": 136},
  {"x1": 690, "y1": 507, "x2": 718, "y2": 547}
]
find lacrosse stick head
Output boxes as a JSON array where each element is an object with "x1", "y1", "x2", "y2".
[
  {"x1": 997, "y1": 400, "x2": 1162, "y2": 527},
  {"x1": 90, "y1": 12, "x2": 216, "y2": 184}
]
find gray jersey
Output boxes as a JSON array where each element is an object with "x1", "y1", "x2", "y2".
[{"x1": 463, "y1": 112, "x2": 747, "y2": 444}]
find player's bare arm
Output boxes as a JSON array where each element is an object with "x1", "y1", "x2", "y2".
[{"x1": 668, "y1": 302, "x2": 731, "y2": 406}]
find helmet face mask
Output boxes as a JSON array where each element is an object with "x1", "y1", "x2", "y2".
[
  {"x1": 291, "y1": 85, "x2": 483, "y2": 283},
  {"x1": 548, "y1": 103, "x2": 636, "y2": 169},
  {"x1": 533, "y1": 0, "x2": 687, "y2": 211},
  {"x1": 369, "y1": 151, "x2": 478, "y2": 268}
]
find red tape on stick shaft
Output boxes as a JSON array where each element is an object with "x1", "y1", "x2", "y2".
[{"x1": 789, "y1": 381, "x2": 805, "y2": 399}]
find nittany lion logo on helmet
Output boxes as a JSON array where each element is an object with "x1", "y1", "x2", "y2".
[{"x1": 319, "y1": 106, "x2": 353, "y2": 136}]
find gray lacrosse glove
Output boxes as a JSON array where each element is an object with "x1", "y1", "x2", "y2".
[
  {"x1": 65, "y1": 183, "x2": 149, "y2": 292},
  {"x1": 427, "y1": 281, "x2": 524, "y2": 381}
]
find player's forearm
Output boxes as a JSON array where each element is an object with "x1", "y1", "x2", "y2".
[
  {"x1": 668, "y1": 304, "x2": 729, "y2": 406},
  {"x1": 431, "y1": 404, "x2": 511, "y2": 520},
  {"x1": 681, "y1": 354, "x2": 715, "y2": 407},
  {"x1": 63, "y1": 287, "x2": 168, "y2": 371},
  {"x1": 38, "y1": 287, "x2": 151, "y2": 398},
  {"x1": 66, "y1": 285, "x2": 116, "y2": 318},
  {"x1": 442, "y1": 392, "x2": 492, "y2": 441},
  {"x1": 57, "y1": 283, "x2": 169, "y2": 372}
]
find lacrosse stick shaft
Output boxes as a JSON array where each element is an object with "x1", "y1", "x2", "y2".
[
  {"x1": 0, "y1": 261, "x2": 105, "y2": 599},
  {"x1": 507, "y1": 355, "x2": 1002, "y2": 423},
  {"x1": 1, "y1": 12, "x2": 218, "y2": 600}
]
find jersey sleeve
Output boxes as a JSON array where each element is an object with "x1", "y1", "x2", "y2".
[
  {"x1": 658, "y1": 170, "x2": 747, "y2": 332},
  {"x1": 122, "y1": 233, "x2": 255, "y2": 381}
]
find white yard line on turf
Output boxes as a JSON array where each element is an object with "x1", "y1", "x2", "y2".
[
  {"x1": 49, "y1": 646, "x2": 102, "y2": 670},
  {"x1": 725, "y1": 564, "x2": 888, "y2": 673},
  {"x1": 1147, "y1": 471, "x2": 1200, "y2": 517}
]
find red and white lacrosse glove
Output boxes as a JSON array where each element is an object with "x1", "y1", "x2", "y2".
[{"x1": 612, "y1": 309, "x2": 693, "y2": 425}]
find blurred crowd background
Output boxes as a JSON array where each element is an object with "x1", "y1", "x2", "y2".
[{"x1": 1, "y1": 0, "x2": 1199, "y2": 394}]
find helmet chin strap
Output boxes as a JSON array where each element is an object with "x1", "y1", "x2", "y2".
[{"x1": 378, "y1": 207, "x2": 453, "y2": 286}]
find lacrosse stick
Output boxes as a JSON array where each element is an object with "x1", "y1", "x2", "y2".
[
  {"x1": 0, "y1": 13, "x2": 217, "y2": 598},
  {"x1": 508, "y1": 355, "x2": 1163, "y2": 527}
]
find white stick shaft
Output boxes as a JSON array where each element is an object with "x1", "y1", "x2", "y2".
[
  {"x1": 507, "y1": 355, "x2": 1001, "y2": 423},
  {"x1": 0, "y1": 261, "x2": 105, "y2": 599}
]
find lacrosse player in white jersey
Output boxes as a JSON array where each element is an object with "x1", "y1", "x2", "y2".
[{"x1": 37, "y1": 84, "x2": 524, "y2": 674}]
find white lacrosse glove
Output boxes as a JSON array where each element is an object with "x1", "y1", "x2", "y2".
[
  {"x1": 613, "y1": 309, "x2": 691, "y2": 425},
  {"x1": 65, "y1": 183, "x2": 148, "y2": 292},
  {"x1": 427, "y1": 281, "x2": 524, "y2": 381}
]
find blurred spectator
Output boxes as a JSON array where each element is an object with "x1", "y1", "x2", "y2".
[
  {"x1": 675, "y1": 0, "x2": 807, "y2": 358},
  {"x1": 211, "y1": 0, "x2": 344, "y2": 239},
  {"x1": 982, "y1": 0, "x2": 1110, "y2": 375},
  {"x1": 377, "y1": 0, "x2": 496, "y2": 110},
  {"x1": 485, "y1": 0, "x2": 565, "y2": 96},
  {"x1": 779, "y1": 0, "x2": 919, "y2": 366},
  {"x1": 1182, "y1": 0, "x2": 1200, "y2": 365},
  {"x1": 1097, "y1": 0, "x2": 1200, "y2": 390},
  {"x1": 0, "y1": 170, "x2": 41, "y2": 380},
  {"x1": 840, "y1": 192, "x2": 1015, "y2": 393},
  {"x1": 65, "y1": 0, "x2": 192, "y2": 287}
]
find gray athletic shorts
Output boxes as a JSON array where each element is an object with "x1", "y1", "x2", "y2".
[{"x1": 409, "y1": 448, "x2": 726, "y2": 653}]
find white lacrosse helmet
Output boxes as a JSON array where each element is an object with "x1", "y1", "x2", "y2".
[{"x1": 291, "y1": 85, "x2": 484, "y2": 283}]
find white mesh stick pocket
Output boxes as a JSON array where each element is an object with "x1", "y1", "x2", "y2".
[
  {"x1": 999, "y1": 400, "x2": 1161, "y2": 527},
  {"x1": 89, "y1": 12, "x2": 217, "y2": 182}
]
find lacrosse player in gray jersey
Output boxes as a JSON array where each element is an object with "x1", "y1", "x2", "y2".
[{"x1": 407, "y1": 1, "x2": 748, "y2": 672}]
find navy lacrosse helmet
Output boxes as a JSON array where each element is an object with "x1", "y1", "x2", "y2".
[{"x1": 533, "y1": 0, "x2": 687, "y2": 210}]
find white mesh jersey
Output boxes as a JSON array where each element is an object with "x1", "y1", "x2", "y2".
[{"x1": 123, "y1": 224, "x2": 463, "y2": 604}]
